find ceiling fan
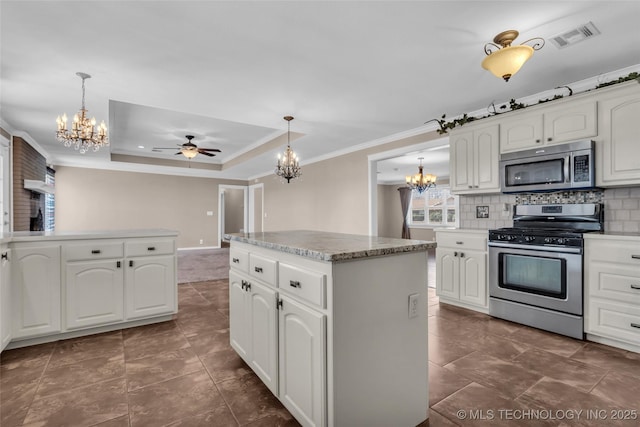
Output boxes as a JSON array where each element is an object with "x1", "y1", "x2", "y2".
[{"x1": 153, "y1": 135, "x2": 221, "y2": 159}]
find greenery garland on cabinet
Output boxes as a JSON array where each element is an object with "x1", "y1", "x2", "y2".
[{"x1": 426, "y1": 71, "x2": 639, "y2": 135}]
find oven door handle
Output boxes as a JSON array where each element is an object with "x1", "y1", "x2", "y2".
[
  {"x1": 488, "y1": 242, "x2": 582, "y2": 254},
  {"x1": 564, "y1": 155, "x2": 571, "y2": 184}
]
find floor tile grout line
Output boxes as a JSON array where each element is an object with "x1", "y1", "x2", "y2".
[
  {"x1": 19, "y1": 342, "x2": 56, "y2": 426},
  {"x1": 430, "y1": 406, "x2": 464, "y2": 427}
]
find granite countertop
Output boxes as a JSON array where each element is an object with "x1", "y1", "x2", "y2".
[
  {"x1": 225, "y1": 230, "x2": 436, "y2": 262},
  {"x1": 2, "y1": 229, "x2": 179, "y2": 243}
]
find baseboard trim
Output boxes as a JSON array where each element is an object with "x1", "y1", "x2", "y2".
[{"x1": 178, "y1": 246, "x2": 222, "y2": 251}]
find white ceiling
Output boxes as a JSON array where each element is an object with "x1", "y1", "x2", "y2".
[{"x1": 1, "y1": 1, "x2": 639, "y2": 181}]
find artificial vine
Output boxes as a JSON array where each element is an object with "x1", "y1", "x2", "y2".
[{"x1": 426, "y1": 71, "x2": 639, "y2": 135}]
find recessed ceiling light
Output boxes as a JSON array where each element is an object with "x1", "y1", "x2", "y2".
[{"x1": 138, "y1": 145, "x2": 145, "y2": 149}]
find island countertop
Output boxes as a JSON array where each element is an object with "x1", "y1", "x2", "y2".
[{"x1": 225, "y1": 229, "x2": 436, "y2": 262}]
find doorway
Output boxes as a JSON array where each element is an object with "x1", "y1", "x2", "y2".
[{"x1": 218, "y1": 185, "x2": 247, "y2": 247}]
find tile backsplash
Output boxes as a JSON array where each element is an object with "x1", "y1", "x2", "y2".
[{"x1": 459, "y1": 187, "x2": 640, "y2": 232}]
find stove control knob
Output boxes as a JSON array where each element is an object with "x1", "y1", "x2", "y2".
[
  {"x1": 556, "y1": 238, "x2": 566, "y2": 245},
  {"x1": 544, "y1": 237, "x2": 552, "y2": 244},
  {"x1": 509, "y1": 235, "x2": 517, "y2": 241},
  {"x1": 524, "y1": 236, "x2": 535, "y2": 242}
]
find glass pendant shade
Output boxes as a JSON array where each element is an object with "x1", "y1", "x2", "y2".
[
  {"x1": 406, "y1": 158, "x2": 436, "y2": 193},
  {"x1": 482, "y1": 45, "x2": 534, "y2": 81}
]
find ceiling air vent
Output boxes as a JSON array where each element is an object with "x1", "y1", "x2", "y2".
[{"x1": 550, "y1": 21, "x2": 601, "y2": 49}]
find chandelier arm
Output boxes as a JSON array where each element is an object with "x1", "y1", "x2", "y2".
[
  {"x1": 484, "y1": 42, "x2": 502, "y2": 55},
  {"x1": 519, "y1": 37, "x2": 545, "y2": 51}
]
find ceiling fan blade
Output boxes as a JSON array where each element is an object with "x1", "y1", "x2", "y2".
[
  {"x1": 174, "y1": 152, "x2": 183, "y2": 155},
  {"x1": 198, "y1": 150, "x2": 216, "y2": 157},
  {"x1": 153, "y1": 147, "x2": 180, "y2": 150},
  {"x1": 198, "y1": 148, "x2": 222, "y2": 152}
]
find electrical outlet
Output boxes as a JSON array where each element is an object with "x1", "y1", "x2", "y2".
[
  {"x1": 408, "y1": 293, "x2": 419, "y2": 318},
  {"x1": 199, "y1": 239, "x2": 203, "y2": 244}
]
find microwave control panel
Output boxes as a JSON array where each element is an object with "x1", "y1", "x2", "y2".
[{"x1": 573, "y1": 154, "x2": 590, "y2": 182}]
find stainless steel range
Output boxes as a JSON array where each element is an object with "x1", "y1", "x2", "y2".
[{"x1": 488, "y1": 203, "x2": 604, "y2": 339}]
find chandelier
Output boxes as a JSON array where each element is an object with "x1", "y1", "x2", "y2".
[
  {"x1": 406, "y1": 157, "x2": 436, "y2": 193},
  {"x1": 56, "y1": 72, "x2": 108, "y2": 153},
  {"x1": 482, "y1": 30, "x2": 545, "y2": 82},
  {"x1": 274, "y1": 116, "x2": 301, "y2": 183}
]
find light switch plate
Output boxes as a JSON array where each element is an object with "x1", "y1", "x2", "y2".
[{"x1": 408, "y1": 293, "x2": 419, "y2": 318}]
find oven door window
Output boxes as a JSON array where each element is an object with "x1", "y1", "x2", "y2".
[
  {"x1": 505, "y1": 158, "x2": 565, "y2": 187},
  {"x1": 499, "y1": 253, "x2": 566, "y2": 298}
]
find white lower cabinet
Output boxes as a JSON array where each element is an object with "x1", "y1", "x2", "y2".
[
  {"x1": 66, "y1": 259, "x2": 124, "y2": 329},
  {"x1": 0, "y1": 247, "x2": 12, "y2": 350},
  {"x1": 435, "y1": 230, "x2": 488, "y2": 312},
  {"x1": 4, "y1": 232, "x2": 177, "y2": 350},
  {"x1": 229, "y1": 240, "x2": 429, "y2": 427},
  {"x1": 278, "y1": 294, "x2": 326, "y2": 427},
  {"x1": 229, "y1": 269, "x2": 278, "y2": 395},
  {"x1": 584, "y1": 234, "x2": 640, "y2": 352},
  {"x1": 12, "y1": 244, "x2": 61, "y2": 339},
  {"x1": 125, "y1": 255, "x2": 176, "y2": 320}
]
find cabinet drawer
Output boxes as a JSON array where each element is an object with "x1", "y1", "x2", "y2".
[
  {"x1": 278, "y1": 263, "x2": 326, "y2": 308},
  {"x1": 586, "y1": 239, "x2": 640, "y2": 266},
  {"x1": 65, "y1": 242, "x2": 124, "y2": 261},
  {"x1": 126, "y1": 239, "x2": 175, "y2": 257},
  {"x1": 230, "y1": 248, "x2": 249, "y2": 273},
  {"x1": 589, "y1": 262, "x2": 640, "y2": 304},
  {"x1": 249, "y1": 253, "x2": 277, "y2": 286},
  {"x1": 589, "y1": 299, "x2": 640, "y2": 344},
  {"x1": 436, "y1": 232, "x2": 487, "y2": 251}
]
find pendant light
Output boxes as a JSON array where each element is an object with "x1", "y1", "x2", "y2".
[{"x1": 274, "y1": 116, "x2": 301, "y2": 183}]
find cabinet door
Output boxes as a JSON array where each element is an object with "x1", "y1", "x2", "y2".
[
  {"x1": 449, "y1": 131, "x2": 474, "y2": 192},
  {"x1": 229, "y1": 270, "x2": 250, "y2": 361},
  {"x1": 459, "y1": 250, "x2": 487, "y2": 308},
  {"x1": 543, "y1": 100, "x2": 597, "y2": 145},
  {"x1": 597, "y1": 90, "x2": 640, "y2": 186},
  {"x1": 435, "y1": 248, "x2": 458, "y2": 299},
  {"x1": 279, "y1": 295, "x2": 326, "y2": 427},
  {"x1": 474, "y1": 125, "x2": 500, "y2": 191},
  {"x1": 499, "y1": 114, "x2": 544, "y2": 153},
  {"x1": 1, "y1": 248, "x2": 11, "y2": 350},
  {"x1": 66, "y1": 259, "x2": 124, "y2": 330},
  {"x1": 125, "y1": 255, "x2": 176, "y2": 320},
  {"x1": 12, "y1": 245, "x2": 61, "y2": 339},
  {"x1": 249, "y1": 280, "x2": 278, "y2": 395}
]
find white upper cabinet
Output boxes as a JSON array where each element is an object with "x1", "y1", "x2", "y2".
[
  {"x1": 450, "y1": 124, "x2": 500, "y2": 194},
  {"x1": 500, "y1": 99, "x2": 597, "y2": 153},
  {"x1": 596, "y1": 82, "x2": 640, "y2": 187}
]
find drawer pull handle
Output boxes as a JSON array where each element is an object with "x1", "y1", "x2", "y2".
[
  {"x1": 631, "y1": 284, "x2": 640, "y2": 290},
  {"x1": 129, "y1": 260, "x2": 134, "y2": 267},
  {"x1": 631, "y1": 323, "x2": 640, "y2": 329},
  {"x1": 232, "y1": 258, "x2": 240, "y2": 263},
  {"x1": 245, "y1": 283, "x2": 251, "y2": 292},
  {"x1": 91, "y1": 250, "x2": 101, "y2": 254},
  {"x1": 454, "y1": 251, "x2": 458, "y2": 257},
  {"x1": 456, "y1": 241, "x2": 463, "y2": 245},
  {"x1": 147, "y1": 247, "x2": 156, "y2": 251},
  {"x1": 241, "y1": 279, "x2": 247, "y2": 290},
  {"x1": 254, "y1": 266, "x2": 263, "y2": 273},
  {"x1": 117, "y1": 261, "x2": 121, "y2": 268},
  {"x1": 460, "y1": 252, "x2": 465, "y2": 258},
  {"x1": 1, "y1": 252, "x2": 7, "y2": 261},
  {"x1": 632, "y1": 255, "x2": 640, "y2": 260},
  {"x1": 277, "y1": 299, "x2": 283, "y2": 310},
  {"x1": 290, "y1": 280, "x2": 301, "y2": 288}
]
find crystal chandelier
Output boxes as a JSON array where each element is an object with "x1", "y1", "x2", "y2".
[
  {"x1": 274, "y1": 116, "x2": 301, "y2": 183},
  {"x1": 56, "y1": 72, "x2": 108, "y2": 153},
  {"x1": 406, "y1": 157, "x2": 436, "y2": 193}
]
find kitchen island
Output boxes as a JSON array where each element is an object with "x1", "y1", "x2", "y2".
[
  {"x1": 226, "y1": 230, "x2": 435, "y2": 427},
  {"x1": 0, "y1": 229, "x2": 178, "y2": 351}
]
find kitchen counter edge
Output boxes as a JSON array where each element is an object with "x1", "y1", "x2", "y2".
[
  {"x1": 225, "y1": 230, "x2": 435, "y2": 262},
  {"x1": 0, "y1": 229, "x2": 179, "y2": 244}
]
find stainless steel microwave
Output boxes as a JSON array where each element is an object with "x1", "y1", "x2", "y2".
[{"x1": 500, "y1": 140, "x2": 596, "y2": 193}]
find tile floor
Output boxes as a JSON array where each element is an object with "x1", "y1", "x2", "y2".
[{"x1": 2, "y1": 280, "x2": 640, "y2": 426}]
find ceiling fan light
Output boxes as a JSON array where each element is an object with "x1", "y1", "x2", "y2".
[
  {"x1": 181, "y1": 148, "x2": 198, "y2": 159},
  {"x1": 482, "y1": 45, "x2": 534, "y2": 81}
]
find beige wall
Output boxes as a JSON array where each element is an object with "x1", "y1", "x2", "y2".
[
  {"x1": 223, "y1": 188, "x2": 245, "y2": 234},
  {"x1": 55, "y1": 166, "x2": 246, "y2": 248},
  {"x1": 254, "y1": 130, "x2": 441, "y2": 235},
  {"x1": 377, "y1": 184, "x2": 404, "y2": 238}
]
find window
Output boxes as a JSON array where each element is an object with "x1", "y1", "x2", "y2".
[{"x1": 409, "y1": 187, "x2": 458, "y2": 227}]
